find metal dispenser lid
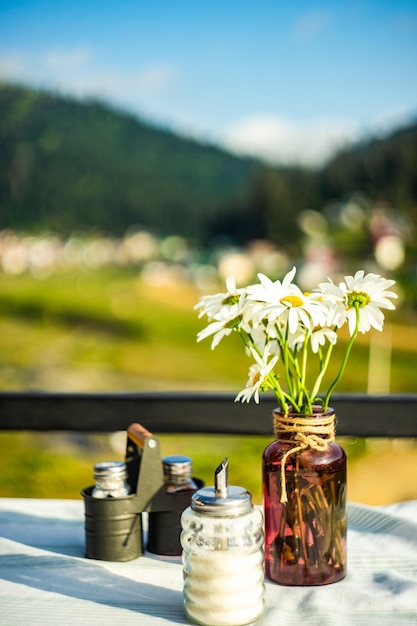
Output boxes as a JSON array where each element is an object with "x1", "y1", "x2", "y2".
[{"x1": 191, "y1": 458, "x2": 252, "y2": 517}]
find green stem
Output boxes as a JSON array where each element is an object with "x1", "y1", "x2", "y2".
[
  {"x1": 299, "y1": 333, "x2": 310, "y2": 411},
  {"x1": 237, "y1": 327, "x2": 257, "y2": 354},
  {"x1": 288, "y1": 347, "x2": 310, "y2": 412},
  {"x1": 267, "y1": 373, "x2": 291, "y2": 414},
  {"x1": 323, "y1": 306, "x2": 360, "y2": 411},
  {"x1": 309, "y1": 336, "x2": 336, "y2": 403},
  {"x1": 275, "y1": 323, "x2": 299, "y2": 403}
]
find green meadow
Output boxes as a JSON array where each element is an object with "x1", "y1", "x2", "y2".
[{"x1": 0, "y1": 266, "x2": 416, "y2": 504}]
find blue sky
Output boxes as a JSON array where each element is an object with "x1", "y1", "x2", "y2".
[{"x1": 1, "y1": 0, "x2": 416, "y2": 165}]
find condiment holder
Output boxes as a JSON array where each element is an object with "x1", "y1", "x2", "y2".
[{"x1": 81, "y1": 423, "x2": 203, "y2": 561}]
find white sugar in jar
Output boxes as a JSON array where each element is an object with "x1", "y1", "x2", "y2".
[{"x1": 180, "y1": 459, "x2": 265, "y2": 626}]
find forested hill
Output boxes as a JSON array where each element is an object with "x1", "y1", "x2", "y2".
[
  {"x1": 321, "y1": 122, "x2": 417, "y2": 220},
  {"x1": 1, "y1": 82, "x2": 416, "y2": 247},
  {"x1": 0, "y1": 83, "x2": 258, "y2": 243}
]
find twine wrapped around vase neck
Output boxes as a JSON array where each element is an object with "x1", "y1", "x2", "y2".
[{"x1": 273, "y1": 411, "x2": 336, "y2": 504}]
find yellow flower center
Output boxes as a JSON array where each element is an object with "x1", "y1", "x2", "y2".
[
  {"x1": 347, "y1": 291, "x2": 371, "y2": 309},
  {"x1": 252, "y1": 372, "x2": 261, "y2": 385},
  {"x1": 280, "y1": 295, "x2": 304, "y2": 308},
  {"x1": 222, "y1": 294, "x2": 240, "y2": 306},
  {"x1": 225, "y1": 315, "x2": 242, "y2": 329}
]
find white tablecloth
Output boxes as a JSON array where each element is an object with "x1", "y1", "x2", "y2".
[{"x1": 0, "y1": 497, "x2": 416, "y2": 625}]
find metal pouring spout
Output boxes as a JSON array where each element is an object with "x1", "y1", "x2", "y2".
[{"x1": 214, "y1": 458, "x2": 229, "y2": 499}]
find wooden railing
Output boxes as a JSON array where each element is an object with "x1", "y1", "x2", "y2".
[{"x1": 0, "y1": 391, "x2": 416, "y2": 438}]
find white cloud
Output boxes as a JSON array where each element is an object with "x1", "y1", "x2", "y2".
[
  {"x1": 222, "y1": 114, "x2": 360, "y2": 166},
  {"x1": 0, "y1": 48, "x2": 178, "y2": 104}
]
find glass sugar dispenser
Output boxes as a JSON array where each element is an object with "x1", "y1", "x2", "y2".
[{"x1": 180, "y1": 458, "x2": 265, "y2": 626}]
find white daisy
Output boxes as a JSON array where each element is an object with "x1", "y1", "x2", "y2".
[
  {"x1": 278, "y1": 291, "x2": 328, "y2": 335},
  {"x1": 319, "y1": 270, "x2": 397, "y2": 335},
  {"x1": 196, "y1": 303, "x2": 242, "y2": 349},
  {"x1": 194, "y1": 275, "x2": 244, "y2": 320},
  {"x1": 246, "y1": 267, "x2": 327, "y2": 333},
  {"x1": 309, "y1": 326, "x2": 338, "y2": 353},
  {"x1": 235, "y1": 349, "x2": 279, "y2": 404},
  {"x1": 246, "y1": 267, "x2": 298, "y2": 305},
  {"x1": 263, "y1": 288, "x2": 327, "y2": 334}
]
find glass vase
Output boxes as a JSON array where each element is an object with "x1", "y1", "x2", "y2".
[{"x1": 263, "y1": 406, "x2": 347, "y2": 586}]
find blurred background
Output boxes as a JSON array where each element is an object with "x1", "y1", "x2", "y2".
[{"x1": 0, "y1": 1, "x2": 416, "y2": 504}]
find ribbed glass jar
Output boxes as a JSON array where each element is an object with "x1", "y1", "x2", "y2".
[
  {"x1": 181, "y1": 480, "x2": 265, "y2": 626},
  {"x1": 181, "y1": 508, "x2": 264, "y2": 626}
]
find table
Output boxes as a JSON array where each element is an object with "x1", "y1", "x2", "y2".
[{"x1": 0, "y1": 498, "x2": 416, "y2": 625}]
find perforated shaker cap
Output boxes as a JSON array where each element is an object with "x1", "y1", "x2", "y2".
[
  {"x1": 162, "y1": 455, "x2": 193, "y2": 484},
  {"x1": 93, "y1": 460, "x2": 128, "y2": 480},
  {"x1": 190, "y1": 458, "x2": 252, "y2": 517}
]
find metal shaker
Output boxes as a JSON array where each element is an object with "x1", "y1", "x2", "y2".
[
  {"x1": 81, "y1": 460, "x2": 140, "y2": 562},
  {"x1": 147, "y1": 455, "x2": 200, "y2": 556}
]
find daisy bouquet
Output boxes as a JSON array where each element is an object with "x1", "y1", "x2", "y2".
[{"x1": 195, "y1": 267, "x2": 397, "y2": 415}]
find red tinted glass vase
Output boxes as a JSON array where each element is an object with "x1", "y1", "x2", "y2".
[{"x1": 263, "y1": 407, "x2": 347, "y2": 586}]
